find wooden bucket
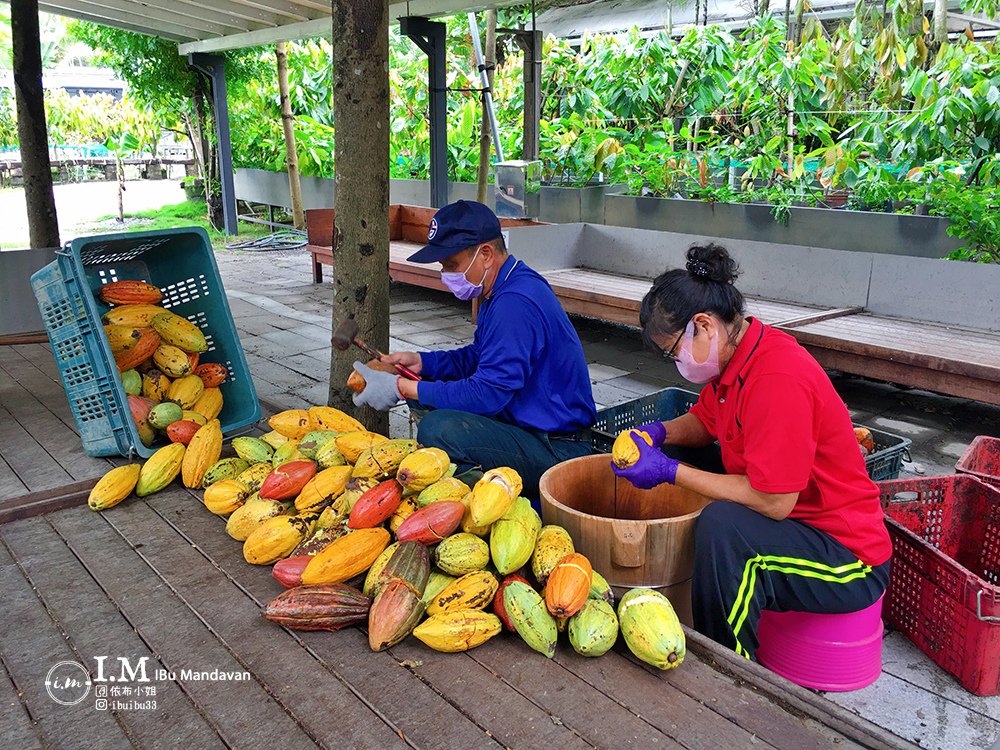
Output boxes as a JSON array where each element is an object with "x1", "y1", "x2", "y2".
[{"x1": 538, "y1": 454, "x2": 712, "y2": 626}]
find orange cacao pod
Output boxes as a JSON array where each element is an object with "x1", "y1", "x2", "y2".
[
  {"x1": 166, "y1": 419, "x2": 201, "y2": 445},
  {"x1": 300, "y1": 527, "x2": 390, "y2": 585},
  {"x1": 98, "y1": 280, "x2": 163, "y2": 306},
  {"x1": 545, "y1": 553, "x2": 592, "y2": 618},
  {"x1": 113, "y1": 328, "x2": 160, "y2": 372},
  {"x1": 193, "y1": 362, "x2": 227, "y2": 388}
]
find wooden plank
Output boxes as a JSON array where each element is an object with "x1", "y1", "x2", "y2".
[
  {"x1": 549, "y1": 646, "x2": 780, "y2": 750},
  {"x1": 10, "y1": 342, "x2": 64, "y2": 383},
  {"x1": 0, "y1": 401, "x2": 73, "y2": 493},
  {"x1": 46, "y1": 506, "x2": 326, "y2": 750},
  {"x1": 0, "y1": 453, "x2": 29, "y2": 499},
  {"x1": 0, "y1": 639, "x2": 45, "y2": 750},
  {"x1": 0, "y1": 344, "x2": 81, "y2": 433},
  {"x1": 304, "y1": 208, "x2": 334, "y2": 246},
  {"x1": 772, "y1": 306, "x2": 864, "y2": 329},
  {"x1": 139, "y1": 485, "x2": 499, "y2": 750},
  {"x1": 0, "y1": 517, "x2": 228, "y2": 750},
  {"x1": 0, "y1": 538, "x2": 134, "y2": 750},
  {"x1": 95, "y1": 498, "x2": 410, "y2": 750},
  {"x1": 0, "y1": 359, "x2": 110, "y2": 482},
  {"x1": 467, "y1": 636, "x2": 687, "y2": 749},
  {"x1": 0, "y1": 332, "x2": 49, "y2": 345},
  {"x1": 0, "y1": 478, "x2": 96, "y2": 524},
  {"x1": 804, "y1": 346, "x2": 1000, "y2": 406}
]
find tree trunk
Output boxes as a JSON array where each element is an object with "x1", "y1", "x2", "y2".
[
  {"x1": 933, "y1": 0, "x2": 948, "y2": 53},
  {"x1": 116, "y1": 153, "x2": 124, "y2": 222},
  {"x1": 276, "y1": 41, "x2": 305, "y2": 230},
  {"x1": 331, "y1": 0, "x2": 390, "y2": 435},
  {"x1": 12, "y1": 0, "x2": 59, "y2": 249},
  {"x1": 476, "y1": 10, "x2": 497, "y2": 205},
  {"x1": 784, "y1": 0, "x2": 792, "y2": 39}
]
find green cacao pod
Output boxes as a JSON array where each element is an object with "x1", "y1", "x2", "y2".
[
  {"x1": 589, "y1": 570, "x2": 615, "y2": 607},
  {"x1": 202, "y1": 457, "x2": 251, "y2": 488},
  {"x1": 504, "y1": 580, "x2": 558, "y2": 658},
  {"x1": 298, "y1": 430, "x2": 340, "y2": 461},
  {"x1": 231, "y1": 436, "x2": 274, "y2": 464},
  {"x1": 490, "y1": 496, "x2": 541, "y2": 575},
  {"x1": 434, "y1": 532, "x2": 490, "y2": 577},
  {"x1": 421, "y1": 571, "x2": 457, "y2": 607},
  {"x1": 568, "y1": 599, "x2": 619, "y2": 657}
]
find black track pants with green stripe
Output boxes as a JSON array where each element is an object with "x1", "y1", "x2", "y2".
[{"x1": 691, "y1": 501, "x2": 890, "y2": 660}]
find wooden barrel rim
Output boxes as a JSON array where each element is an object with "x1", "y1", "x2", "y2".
[{"x1": 539, "y1": 488, "x2": 706, "y2": 526}]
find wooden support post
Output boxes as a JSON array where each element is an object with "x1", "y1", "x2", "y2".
[
  {"x1": 331, "y1": 0, "x2": 391, "y2": 435},
  {"x1": 11, "y1": 0, "x2": 59, "y2": 250},
  {"x1": 516, "y1": 30, "x2": 542, "y2": 162},
  {"x1": 276, "y1": 41, "x2": 305, "y2": 231}
]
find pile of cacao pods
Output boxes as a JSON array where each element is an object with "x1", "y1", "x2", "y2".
[
  {"x1": 97, "y1": 279, "x2": 227, "y2": 449},
  {"x1": 88, "y1": 406, "x2": 686, "y2": 669}
]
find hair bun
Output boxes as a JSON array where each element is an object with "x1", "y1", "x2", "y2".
[{"x1": 686, "y1": 244, "x2": 740, "y2": 285}]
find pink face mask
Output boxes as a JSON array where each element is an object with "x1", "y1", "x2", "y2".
[{"x1": 675, "y1": 319, "x2": 721, "y2": 383}]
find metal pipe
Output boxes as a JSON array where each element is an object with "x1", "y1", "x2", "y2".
[{"x1": 467, "y1": 11, "x2": 505, "y2": 163}]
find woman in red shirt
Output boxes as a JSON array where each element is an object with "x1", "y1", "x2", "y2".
[{"x1": 614, "y1": 244, "x2": 891, "y2": 660}]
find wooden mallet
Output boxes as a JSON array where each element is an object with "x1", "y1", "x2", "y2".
[{"x1": 332, "y1": 317, "x2": 421, "y2": 381}]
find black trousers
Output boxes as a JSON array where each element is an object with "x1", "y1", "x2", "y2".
[{"x1": 666, "y1": 442, "x2": 890, "y2": 659}]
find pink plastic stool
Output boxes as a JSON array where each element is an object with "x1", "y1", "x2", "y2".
[{"x1": 755, "y1": 595, "x2": 884, "y2": 691}]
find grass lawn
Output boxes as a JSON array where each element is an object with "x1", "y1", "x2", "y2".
[{"x1": 90, "y1": 200, "x2": 278, "y2": 250}]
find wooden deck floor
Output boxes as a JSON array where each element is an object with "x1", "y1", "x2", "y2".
[{"x1": 0, "y1": 336, "x2": 913, "y2": 750}]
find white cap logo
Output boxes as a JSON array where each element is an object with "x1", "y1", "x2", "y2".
[{"x1": 428, "y1": 218, "x2": 438, "y2": 240}]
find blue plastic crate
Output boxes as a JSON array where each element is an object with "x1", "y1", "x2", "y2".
[
  {"x1": 31, "y1": 227, "x2": 260, "y2": 458},
  {"x1": 592, "y1": 387, "x2": 910, "y2": 481}
]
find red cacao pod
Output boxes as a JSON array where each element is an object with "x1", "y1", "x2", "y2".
[
  {"x1": 395, "y1": 500, "x2": 464, "y2": 544},
  {"x1": 264, "y1": 583, "x2": 371, "y2": 630},
  {"x1": 348, "y1": 479, "x2": 403, "y2": 529},
  {"x1": 166, "y1": 419, "x2": 201, "y2": 445},
  {"x1": 259, "y1": 461, "x2": 317, "y2": 501},
  {"x1": 99, "y1": 279, "x2": 163, "y2": 306},
  {"x1": 193, "y1": 362, "x2": 228, "y2": 388},
  {"x1": 368, "y1": 579, "x2": 425, "y2": 651},
  {"x1": 272, "y1": 555, "x2": 312, "y2": 589},
  {"x1": 495, "y1": 573, "x2": 531, "y2": 631}
]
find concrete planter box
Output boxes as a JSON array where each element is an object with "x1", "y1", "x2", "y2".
[
  {"x1": 234, "y1": 168, "x2": 478, "y2": 211},
  {"x1": 1, "y1": 247, "x2": 57, "y2": 336},
  {"x1": 539, "y1": 184, "x2": 626, "y2": 224},
  {"x1": 604, "y1": 194, "x2": 962, "y2": 259}
]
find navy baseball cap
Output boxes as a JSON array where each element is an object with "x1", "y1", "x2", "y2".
[{"x1": 407, "y1": 200, "x2": 503, "y2": 264}]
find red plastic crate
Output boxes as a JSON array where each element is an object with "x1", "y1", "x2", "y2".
[
  {"x1": 878, "y1": 475, "x2": 1000, "y2": 696},
  {"x1": 956, "y1": 436, "x2": 1000, "y2": 488}
]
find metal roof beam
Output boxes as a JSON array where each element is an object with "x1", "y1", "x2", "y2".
[
  {"x1": 171, "y1": 0, "x2": 287, "y2": 27},
  {"x1": 39, "y1": 0, "x2": 247, "y2": 38},
  {"x1": 177, "y1": 0, "x2": 522, "y2": 54},
  {"x1": 222, "y1": 0, "x2": 317, "y2": 23}
]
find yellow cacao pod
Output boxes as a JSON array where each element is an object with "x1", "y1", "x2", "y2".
[
  {"x1": 165, "y1": 374, "x2": 204, "y2": 410},
  {"x1": 335, "y1": 431, "x2": 389, "y2": 464},
  {"x1": 203, "y1": 479, "x2": 251, "y2": 516},
  {"x1": 417, "y1": 477, "x2": 471, "y2": 507},
  {"x1": 141, "y1": 369, "x2": 171, "y2": 402},
  {"x1": 618, "y1": 588, "x2": 685, "y2": 669},
  {"x1": 352, "y1": 439, "x2": 418, "y2": 478},
  {"x1": 136, "y1": 443, "x2": 186, "y2": 497},
  {"x1": 396, "y1": 447, "x2": 450, "y2": 491},
  {"x1": 421, "y1": 571, "x2": 457, "y2": 607},
  {"x1": 413, "y1": 610, "x2": 502, "y2": 653},
  {"x1": 294, "y1": 466, "x2": 353, "y2": 513},
  {"x1": 152, "y1": 343, "x2": 192, "y2": 378},
  {"x1": 182, "y1": 419, "x2": 222, "y2": 489},
  {"x1": 150, "y1": 311, "x2": 208, "y2": 353},
  {"x1": 268, "y1": 409, "x2": 312, "y2": 439},
  {"x1": 531, "y1": 525, "x2": 575, "y2": 586},
  {"x1": 226, "y1": 497, "x2": 285, "y2": 541},
  {"x1": 389, "y1": 495, "x2": 420, "y2": 534},
  {"x1": 434, "y1": 532, "x2": 490, "y2": 577},
  {"x1": 470, "y1": 467, "x2": 522, "y2": 527},
  {"x1": 236, "y1": 462, "x2": 275, "y2": 494},
  {"x1": 104, "y1": 325, "x2": 144, "y2": 353},
  {"x1": 308, "y1": 406, "x2": 366, "y2": 434},
  {"x1": 190, "y1": 387, "x2": 223, "y2": 421},
  {"x1": 182, "y1": 410, "x2": 207, "y2": 426},
  {"x1": 88, "y1": 464, "x2": 141, "y2": 511},
  {"x1": 611, "y1": 429, "x2": 653, "y2": 469},
  {"x1": 272, "y1": 438, "x2": 307, "y2": 468},
  {"x1": 261, "y1": 430, "x2": 289, "y2": 450},
  {"x1": 427, "y1": 571, "x2": 499, "y2": 616},
  {"x1": 101, "y1": 304, "x2": 168, "y2": 328},
  {"x1": 315, "y1": 437, "x2": 348, "y2": 469},
  {"x1": 459, "y1": 492, "x2": 492, "y2": 537},
  {"x1": 243, "y1": 514, "x2": 314, "y2": 565}
]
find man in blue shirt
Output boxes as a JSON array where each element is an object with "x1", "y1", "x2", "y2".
[{"x1": 352, "y1": 200, "x2": 596, "y2": 496}]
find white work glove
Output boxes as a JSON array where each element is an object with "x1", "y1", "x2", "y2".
[{"x1": 351, "y1": 361, "x2": 403, "y2": 411}]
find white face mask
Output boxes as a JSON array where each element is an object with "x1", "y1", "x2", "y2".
[{"x1": 440, "y1": 247, "x2": 488, "y2": 301}]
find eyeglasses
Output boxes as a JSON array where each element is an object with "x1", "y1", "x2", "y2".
[{"x1": 661, "y1": 328, "x2": 685, "y2": 362}]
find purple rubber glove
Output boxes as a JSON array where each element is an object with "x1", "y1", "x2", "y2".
[
  {"x1": 351, "y1": 361, "x2": 403, "y2": 411},
  {"x1": 637, "y1": 420, "x2": 667, "y2": 447},
  {"x1": 612, "y1": 431, "x2": 680, "y2": 490}
]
